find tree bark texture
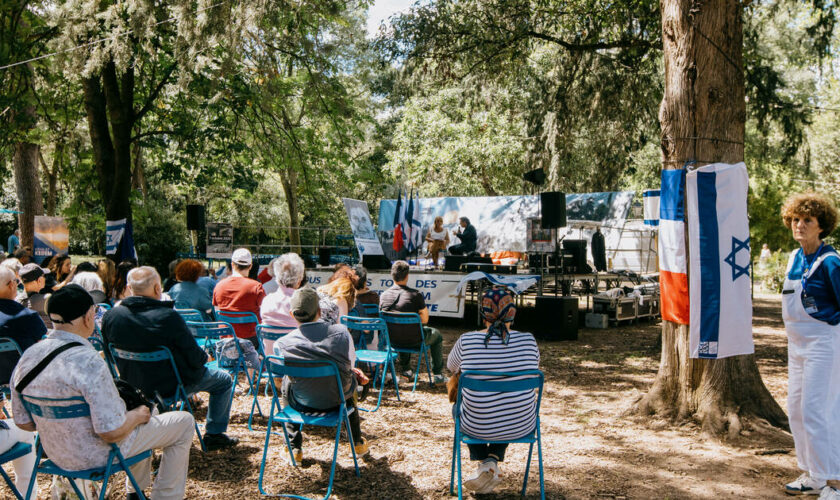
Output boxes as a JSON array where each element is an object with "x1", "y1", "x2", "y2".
[
  {"x1": 634, "y1": 0, "x2": 788, "y2": 436},
  {"x1": 13, "y1": 135, "x2": 45, "y2": 251},
  {"x1": 281, "y1": 168, "x2": 302, "y2": 253}
]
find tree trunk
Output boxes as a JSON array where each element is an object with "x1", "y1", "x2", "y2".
[
  {"x1": 280, "y1": 168, "x2": 301, "y2": 253},
  {"x1": 633, "y1": 0, "x2": 788, "y2": 436},
  {"x1": 39, "y1": 148, "x2": 59, "y2": 217},
  {"x1": 13, "y1": 103, "x2": 45, "y2": 251}
]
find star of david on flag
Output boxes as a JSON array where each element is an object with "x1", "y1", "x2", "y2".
[{"x1": 686, "y1": 162, "x2": 754, "y2": 360}]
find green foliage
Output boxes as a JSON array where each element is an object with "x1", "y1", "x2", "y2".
[
  {"x1": 132, "y1": 194, "x2": 190, "y2": 274},
  {"x1": 755, "y1": 250, "x2": 791, "y2": 293}
]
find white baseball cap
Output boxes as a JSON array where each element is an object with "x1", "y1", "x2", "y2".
[{"x1": 231, "y1": 248, "x2": 252, "y2": 266}]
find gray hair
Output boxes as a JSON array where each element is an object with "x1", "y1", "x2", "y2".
[
  {"x1": 0, "y1": 267, "x2": 15, "y2": 286},
  {"x1": 274, "y1": 253, "x2": 305, "y2": 288},
  {"x1": 0, "y1": 258, "x2": 21, "y2": 275},
  {"x1": 71, "y1": 271, "x2": 105, "y2": 292},
  {"x1": 127, "y1": 266, "x2": 160, "y2": 294}
]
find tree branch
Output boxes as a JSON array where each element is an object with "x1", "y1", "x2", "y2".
[{"x1": 134, "y1": 63, "x2": 177, "y2": 123}]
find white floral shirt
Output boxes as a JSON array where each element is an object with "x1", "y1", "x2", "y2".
[{"x1": 11, "y1": 329, "x2": 135, "y2": 471}]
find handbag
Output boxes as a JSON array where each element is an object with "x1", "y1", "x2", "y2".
[
  {"x1": 113, "y1": 378, "x2": 155, "y2": 411},
  {"x1": 447, "y1": 371, "x2": 460, "y2": 403}
]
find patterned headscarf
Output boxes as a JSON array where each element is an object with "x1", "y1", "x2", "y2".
[{"x1": 480, "y1": 287, "x2": 516, "y2": 346}]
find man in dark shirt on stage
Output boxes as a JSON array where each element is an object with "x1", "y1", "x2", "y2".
[
  {"x1": 449, "y1": 217, "x2": 477, "y2": 255},
  {"x1": 379, "y1": 260, "x2": 445, "y2": 383}
]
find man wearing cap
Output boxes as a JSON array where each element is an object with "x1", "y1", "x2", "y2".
[
  {"x1": 10, "y1": 285, "x2": 196, "y2": 500},
  {"x1": 0, "y1": 267, "x2": 47, "y2": 385},
  {"x1": 273, "y1": 287, "x2": 370, "y2": 461},
  {"x1": 17, "y1": 263, "x2": 52, "y2": 328},
  {"x1": 103, "y1": 267, "x2": 239, "y2": 451},
  {"x1": 212, "y1": 248, "x2": 266, "y2": 349}
]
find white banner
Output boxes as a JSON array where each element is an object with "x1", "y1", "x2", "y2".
[
  {"x1": 342, "y1": 198, "x2": 384, "y2": 256},
  {"x1": 306, "y1": 270, "x2": 465, "y2": 318}
]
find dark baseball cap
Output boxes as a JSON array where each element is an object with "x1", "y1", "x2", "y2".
[
  {"x1": 47, "y1": 284, "x2": 94, "y2": 325},
  {"x1": 290, "y1": 287, "x2": 320, "y2": 322},
  {"x1": 19, "y1": 264, "x2": 47, "y2": 283}
]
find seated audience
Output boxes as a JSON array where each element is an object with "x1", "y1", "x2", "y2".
[
  {"x1": 103, "y1": 267, "x2": 238, "y2": 451},
  {"x1": 72, "y1": 271, "x2": 108, "y2": 304},
  {"x1": 260, "y1": 253, "x2": 305, "y2": 353},
  {"x1": 379, "y1": 260, "x2": 446, "y2": 383},
  {"x1": 169, "y1": 259, "x2": 215, "y2": 321},
  {"x1": 112, "y1": 259, "x2": 137, "y2": 301},
  {"x1": 0, "y1": 410, "x2": 36, "y2": 495},
  {"x1": 48, "y1": 254, "x2": 73, "y2": 289},
  {"x1": 213, "y1": 248, "x2": 266, "y2": 350},
  {"x1": 0, "y1": 267, "x2": 47, "y2": 384},
  {"x1": 75, "y1": 261, "x2": 99, "y2": 273},
  {"x1": 350, "y1": 265, "x2": 379, "y2": 316},
  {"x1": 196, "y1": 265, "x2": 217, "y2": 297},
  {"x1": 163, "y1": 259, "x2": 180, "y2": 292},
  {"x1": 17, "y1": 263, "x2": 52, "y2": 328},
  {"x1": 0, "y1": 258, "x2": 22, "y2": 278},
  {"x1": 447, "y1": 287, "x2": 541, "y2": 494},
  {"x1": 317, "y1": 265, "x2": 358, "y2": 324},
  {"x1": 97, "y1": 258, "x2": 117, "y2": 300},
  {"x1": 260, "y1": 257, "x2": 281, "y2": 295},
  {"x1": 274, "y1": 288, "x2": 369, "y2": 460},
  {"x1": 11, "y1": 284, "x2": 196, "y2": 499},
  {"x1": 12, "y1": 247, "x2": 31, "y2": 265}
]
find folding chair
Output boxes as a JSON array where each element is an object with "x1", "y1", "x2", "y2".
[
  {"x1": 340, "y1": 316, "x2": 400, "y2": 412},
  {"x1": 108, "y1": 345, "x2": 206, "y2": 452},
  {"x1": 362, "y1": 303, "x2": 379, "y2": 317},
  {"x1": 186, "y1": 321, "x2": 256, "y2": 410},
  {"x1": 248, "y1": 324, "x2": 294, "y2": 431},
  {"x1": 175, "y1": 308, "x2": 203, "y2": 323},
  {"x1": 0, "y1": 338, "x2": 22, "y2": 418},
  {"x1": 258, "y1": 356, "x2": 360, "y2": 499},
  {"x1": 380, "y1": 311, "x2": 433, "y2": 392},
  {"x1": 0, "y1": 441, "x2": 31, "y2": 499},
  {"x1": 20, "y1": 395, "x2": 152, "y2": 500},
  {"x1": 449, "y1": 370, "x2": 545, "y2": 500}
]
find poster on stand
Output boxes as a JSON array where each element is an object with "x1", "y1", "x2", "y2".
[
  {"x1": 206, "y1": 223, "x2": 234, "y2": 259},
  {"x1": 342, "y1": 198, "x2": 384, "y2": 257},
  {"x1": 34, "y1": 216, "x2": 69, "y2": 261}
]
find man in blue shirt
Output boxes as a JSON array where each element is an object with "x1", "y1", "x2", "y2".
[
  {"x1": 0, "y1": 266, "x2": 47, "y2": 384},
  {"x1": 6, "y1": 230, "x2": 19, "y2": 254}
]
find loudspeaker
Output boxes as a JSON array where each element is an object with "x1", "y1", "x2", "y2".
[
  {"x1": 362, "y1": 254, "x2": 391, "y2": 270},
  {"x1": 186, "y1": 205, "x2": 206, "y2": 231},
  {"x1": 523, "y1": 168, "x2": 546, "y2": 186},
  {"x1": 562, "y1": 239, "x2": 588, "y2": 273},
  {"x1": 540, "y1": 192, "x2": 566, "y2": 229},
  {"x1": 534, "y1": 296, "x2": 578, "y2": 341},
  {"x1": 318, "y1": 247, "x2": 331, "y2": 267}
]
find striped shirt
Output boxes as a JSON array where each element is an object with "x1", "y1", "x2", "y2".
[{"x1": 447, "y1": 330, "x2": 540, "y2": 441}]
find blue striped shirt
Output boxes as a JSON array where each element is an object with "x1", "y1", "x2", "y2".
[{"x1": 447, "y1": 330, "x2": 540, "y2": 441}]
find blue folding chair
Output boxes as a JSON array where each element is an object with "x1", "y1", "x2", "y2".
[
  {"x1": 175, "y1": 308, "x2": 203, "y2": 323},
  {"x1": 340, "y1": 316, "x2": 400, "y2": 412},
  {"x1": 97, "y1": 303, "x2": 111, "y2": 310},
  {"x1": 248, "y1": 324, "x2": 295, "y2": 431},
  {"x1": 380, "y1": 311, "x2": 434, "y2": 392},
  {"x1": 258, "y1": 356, "x2": 360, "y2": 499},
  {"x1": 449, "y1": 370, "x2": 545, "y2": 500},
  {"x1": 0, "y1": 338, "x2": 22, "y2": 418},
  {"x1": 0, "y1": 441, "x2": 31, "y2": 500},
  {"x1": 362, "y1": 303, "x2": 379, "y2": 317},
  {"x1": 108, "y1": 345, "x2": 206, "y2": 452},
  {"x1": 186, "y1": 321, "x2": 256, "y2": 410},
  {"x1": 20, "y1": 395, "x2": 152, "y2": 500}
]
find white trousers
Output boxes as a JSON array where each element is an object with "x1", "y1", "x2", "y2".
[
  {"x1": 0, "y1": 419, "x2": 37, "y2": 492},
  {"x1": 120, "y1": 411, "x2": 195, "y2": 500}
]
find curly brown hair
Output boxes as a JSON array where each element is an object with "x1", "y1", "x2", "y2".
[
  {"x1": 781, "y1": 192, "x2": 838, "y2": 240},
  {"x1": 175, "y1": 259, "x2": 203, "y2": 283}
]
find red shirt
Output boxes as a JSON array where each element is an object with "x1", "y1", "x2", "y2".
[
  {"x1": 212, "y1": 276, "x2": 266, "y2": 338},
  {"x1": 257, "y1": 267, "x2": 272, "y2": 284}
]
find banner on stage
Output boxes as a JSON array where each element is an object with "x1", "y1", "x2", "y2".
[
  {"x1": 206, "y1": 223, "x2": 234, "y2": 259},
  {"x1": 686, "y1": 162, "x2": 753, "y2": 359},
  {"x1": 342, "y1": 198, "x2": 384, "y2": 257},
  {"x1": 306, "y1": 270, "x2": 465, "y2": 318},
  {"x1": 34, "y1": 216, "x2": 69, "y2": 260}
]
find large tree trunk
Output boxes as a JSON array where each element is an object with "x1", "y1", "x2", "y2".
[
  {"x1": 13, "y1": 138, "x2": 44, "y2": 251},
  {"x1": 280, "y1": 168, "x2": 302, "y2": 253},
  {"x1": 38, "y1": 148, "x2": 59, "y2": 217},
  {"x1": 633, "y1": 0, "x2": 787, "y2": 437}
]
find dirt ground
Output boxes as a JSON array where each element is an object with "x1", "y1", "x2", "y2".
[{"x1": 5, "y1": 293, "x2": 800, "y2": 499}]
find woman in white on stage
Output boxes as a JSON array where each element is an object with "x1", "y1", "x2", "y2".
[
  {"x1": 780, "y1": 192, "x2": 840, "y2": 498},
  {"x1": 425, "y1": 216, "x2": 449, "y2": 269}
]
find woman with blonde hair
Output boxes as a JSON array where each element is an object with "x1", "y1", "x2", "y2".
[
  {"x1": 779, "y1": 192, "x2": 840, "y2": 498},
  {"x1": 426, "y1": 216, "x2": 449, "y2": 269},
  {"x1": 96, "y1": 258, "x2": 116, "y2": 300},
  {"x1": 317, "y1": 265, "x2": 358, "y2": 324}
]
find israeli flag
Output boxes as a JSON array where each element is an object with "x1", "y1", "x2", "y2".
[{"x1": 686, "y1": 162, "x2": 753, "y2": 359}]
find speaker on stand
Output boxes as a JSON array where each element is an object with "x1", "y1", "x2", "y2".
[
  {"x1": 186, "y1": 205, "x2": 206, "y2": 255},
  {"x1": 534, "y1": 296, "x2": 579, "y2": 341},
  {"x1": 540, "y1": 192, "x2": 566, "y2": 294}
]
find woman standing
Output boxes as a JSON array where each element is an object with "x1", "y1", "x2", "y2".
[
  {"x1": 780, "y1": 193, "x2": 840, "y2": 498},
  {"x1": 425, "y1": 216, "x2": 449, "y2": 269}
]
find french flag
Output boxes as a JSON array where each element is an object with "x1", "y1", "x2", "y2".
[
  {"x1": 643, "y1": 189, "x2": 660, "y2": 226},
  {"x1": 659, "y1": 169, "x2": 689, "y2": 325},
  {"x1": 686, "y1": 162, "x2": 753, "y2": 359}
]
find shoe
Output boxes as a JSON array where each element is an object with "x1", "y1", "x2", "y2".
[
  {"x1": 463, "y1": 461, "x2": 495, "y2": 492},
  {"x1": 819, "y1": 487, "x2": 840, "y2": 499},
  {"x1": 402, "y1": 370, "x2": 414, "y2": 379},
  {"x1": 354, "y1": 437, "x2": 370, "y2": 456},
  {"x1": 433, "y1": 374, "x2": 448, "y2": 384},
  {"x1": 127, "y1": 493, "x2": 143, "y2": 500},
  {"x1": 385, "y1": 373, "x2": 400, "y2": 385},
  {"x1": 203, "y1": 433, "x2": 239, "y2": 451},
  {"x1": 475, "y1": 462, "x2": 502, "y2": 494},
  {"x1": 357, "y1": 381, "x2": 371, "y2": 402},
  {"x1": 291, "y1": 448, "x2": 303, "y2": 463},
  {"x1": 786, "y1": 473, "x2": 826, "y2": 495}
]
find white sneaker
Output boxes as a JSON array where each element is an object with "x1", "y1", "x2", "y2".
[
  {"x1": 433, "y1": 374, "x2": 448, "y2": 384},
  {"x1": 786, "y1": 473, "x2": 826, "y2": 495},
  {"x1": 463, "y1": 461, "x2": 495, "y2": 492},
  {"x1": 402, "y1": 370, "x2": 414, "y2": 379},
  {"x1": 385, "y1": 373, "x2": 400, "y2": 385},
  {"x1": 474, "y1": 462, "x2": 502, "y2": 494},
  {"x1": 819, "y1": 487, "x2": 840, "y2": 499}
]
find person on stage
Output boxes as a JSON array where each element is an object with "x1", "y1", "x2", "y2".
[
  {"x1": 425, "y1": 216, "x2": 450, "y2": 268},
  {"x1": 779, "y1": 192, "x2": 840, "y2": 498},
  {"x1": 449, "y1": 217, "x2": 477, "y2": 256}
]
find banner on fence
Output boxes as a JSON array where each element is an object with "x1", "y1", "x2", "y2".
[{"x1": 206, "y1": 223, "x2": 234, "y2": 259}]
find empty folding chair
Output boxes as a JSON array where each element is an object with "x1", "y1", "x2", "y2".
[
  {"x1": 340, "y1": 316, "x2": 400, "y2": 412},
  {"x1": 0, "y1": 441, "x2": 31, "y2": 500}
]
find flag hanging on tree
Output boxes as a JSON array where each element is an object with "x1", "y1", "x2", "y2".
[
  {"x1": 411, "y1": 190, "x2": 423, "y2": 252},
  {"x1": 686, "y1": 162, "x2": 753, "y2": 359},
  {"x1": 405, "y1": 192, "x2": 415, "y2": 252},
  {"x1": 392, "y1": 189, "x2": 405, "y2": 252},
  {"x1": 658, "y1": 168, "x2": 690, "y2": 324}
]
